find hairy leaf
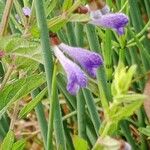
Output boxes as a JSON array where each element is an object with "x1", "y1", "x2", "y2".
[
  {"x1": 0, "y1": 73, "x2": 45, "y2": 118},
  {"x1": 0, "y1": 130, "x2": 14, "y2": 150},
  {"x1": 19, "y1": 87, "x2": 47, "y2": 118}
]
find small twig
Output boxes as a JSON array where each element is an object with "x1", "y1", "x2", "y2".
[
  {"x1": 15, "y1": 130, "x2": 40, "y2": 137},
  {"x1": 9, "y1": 70, "x2": 25, "y2": 130},
  {"x1": 0, "y1": 0, "x2": 14, "y2": 36},
  {"x1": 132, "y1": 71, "x2": 150, "y2": 83},
  {"x1": 9, "y1": 101, "x2": 19, "y2": 130},
  {"x1": 0, "y1": 65, "x2": 14, "y2": 91}
]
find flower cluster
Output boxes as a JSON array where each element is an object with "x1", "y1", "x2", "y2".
[
  {"x1": 20, "y1": 3, "x2": 129, "y2": 95},
  {"x1": 53, "y1": 42, "x2": 103, "y2": 95},
  {"x1": 51, "y1": 2, "x2": 129, "y2": 95}
]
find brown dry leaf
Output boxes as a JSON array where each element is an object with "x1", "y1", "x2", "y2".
[{"x1": 144, "y1": 74, "x2": 150, "y2": 122}]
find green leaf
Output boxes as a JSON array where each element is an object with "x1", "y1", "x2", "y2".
[
  {"x1": 111, "y1": 64, "x2": 136, "y2": 96},
  {"x1": 62, "y1": 0, "x2": 73, "y2": 12},
  {"x1": 73, "y1": 136, "x2": 88, "y2": 150},
  {"x1": 0, "y1": 130, "x2": 15, "y2": 150},
  {"x1": 111, "y1": 100, "x2": 143, "y2": 121},
  {"x1": 0, "y1": 1, "x2": 4, "y2": 20},
  {"x1": 99, "y1": 121, "x2": 118, "y2": 136},
  {"x1": 48, "y1": 16, "x2": 68, "y2": 32},
  {"x1": 0, "y1": 36, "x2": 42, "y2": 71},
  {"x1": 45, "y1": 0, "x2": 58, "y2": 17},
  {"x1": 139, "y1": 126, "x2": 150, "y2": 137},
  {"x1": 12, "y1": 139, "x2": 26, "y2": 150},
  {"x1": 19, "y1": 87, "x2": 47, "y2": 118},
  {"x1": 69, "y1": 14, "x2": 90, "y2": 22},
  {"x1": 114, "y1": 93, "x2": 146, "y2": 104},
  {"x1": 81, "y1": 0, "x2": 88, "y2": 5},
  {"x1": 0, "y1": 73, "x2": 46, "y2": 118},
  {"x1": 29, "y1": 25, "x2": 40, "y2": 38}
]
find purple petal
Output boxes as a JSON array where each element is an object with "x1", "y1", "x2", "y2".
[
  {"x1": 22, "y1": 7, "x2": 31, "y2": 17},
  {"x1": 90, "y1": 13, "x2": 129, "y2": 35},
  {"x1": 116, "y1": 27, "x2": 125, "y2": 35},
  {"x1": 54, "y1": 46, "x2": 87, "y2": 95},
  {"x1": 58, "y1": 43, "x2": 103, "y2": 78},
  {"x1": 100, "y1": 5, "x2": 110, "y2": 15},
  {"x1": 90, "y1": 10, "x2": 102, "y2": 19}
]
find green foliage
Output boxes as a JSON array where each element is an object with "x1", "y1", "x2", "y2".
[
  {"x1": 62, "y1": 0, "x2": 73, "y2": 12},
  {"x1": 0, "y1": 36, "x2": 42, "y2": 72},
  {"x1": 48, "y1": 16, "x2": 68, "y2": 32},
  {"x1": 0, "y1": 0, "x2": 150, "y2": 149},
  {"x1": 19, "y1": 87, "x2": 47, "y2": 118},
  {"x1": 45, "y1": 0, "x2": 58, "y2": 17},
  {"x1": 111, "y1": 63, "x2": 137, "y2": 96},
  {"x1": 0, "y1": 0, "x2": 4, "y2": 20},
  {"x1": 69, "y1": 14, "x2": 90, "y2": 22},
  {"x1": 139, "y1": 126, "x2": 150, "y2": 138},
  {"x1": 0, "y1": 130, "x2": 14, "y2": 150},
  {"x1": 73, "y1": 136, "x2": 88, "y2": 150},
  {"x1": 99, "y1": 64, "x2": 145, "y2": 136},
  {"x1": 12, "y1": 139, "x2": 26, "y2": 150},
  {"x1": 0, "y1": 130, "x2": 26, "y2": 150},
  {"x1": 0, "y1": 73, "x2": 45, "y2": 118}
]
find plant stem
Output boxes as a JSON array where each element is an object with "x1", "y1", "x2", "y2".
[
  {"x1": 34, "y1": 0, "x2": 54, "y2": 88},
  {"x1": 31, "y1": 89, "x2": 48, "y2": 148},
  {"x1": 120, "y1": 121, "x2": 138, "y2": 150},
  {"x1": 54, "y1": 92, "x2": 67, "y2": 149},
  {"x1": 0, "y1": 65, "x2": 14, "y2": 91},
  {"x1": 0, "y1": 0, "x2": 14, "y2": 36},
  {"x1": 77, "y1": 90, "x2": 86, "y2": 139},
  {"x1": 35, "y1": 0, "x2": 54, "y2": 149},
  {"x1": 9, "y1": 101, "x2": 19, "y2": 130},
  {"x1": 85, "y1": 24, "x2": 110, "y2": 113},
  {"x1": 83, "y1": 89, "x2": 101, "y2": 136},
  {"x1": 47, "y1": 64, "x2": 57, "y2": 150}
]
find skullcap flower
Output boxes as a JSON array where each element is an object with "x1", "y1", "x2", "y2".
[
  {"x1": 90, "y1": 12, "x2": 129, "y2": 35},
  {"x1": 58, "y1": 43, "x2": 103, "y2": 78},
  {"x1": 54, "y1": 46, "x2": 87, "y2": 95},
  {"x1": 22, "y1": 7, "x2": 31, "y2": 17}
]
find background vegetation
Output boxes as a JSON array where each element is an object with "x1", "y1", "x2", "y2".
[{"x1": 0, "y1": 0, "x2": 150, "y2": 149}]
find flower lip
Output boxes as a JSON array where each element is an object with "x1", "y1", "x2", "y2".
[
  {"x1": 58, "y1": 43, "x2": 103, "y2": 78},
  {"x1": 90, "y1": 12, "x2": 129, "y2": 35},
  {"x1": 22, "y1": 7, "x2": 31, "y2": 17},
  {"x1": 53, "y1": 46, "x2": 87, "y2": 95}
]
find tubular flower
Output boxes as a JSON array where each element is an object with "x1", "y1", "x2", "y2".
[
  {"x1": 90, "y1": 12, "x2": 129, "y2": 35},
  {"x1": 54, "y1": 46, "x2": 87, "y2": 95},
  {"x1": 22, "y1": 7, "x2": 31, "y2": 17},
  {"x1": 58, "y1": 43, "x2": 103, "y2": 78}
]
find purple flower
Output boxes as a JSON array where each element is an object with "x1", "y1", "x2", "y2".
[
  {"x1": 58, "y1": 43, "x2": 103, "y2": 78},
  {"x1": 90, "y1": 13, "x2": 129, "y2": 35},
  {"x1": 54, "y1": 46, "x2": 87, "y2": 95},
  {"x1": 22, "y1": 7, "x2": 31, "y2": 17}
]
